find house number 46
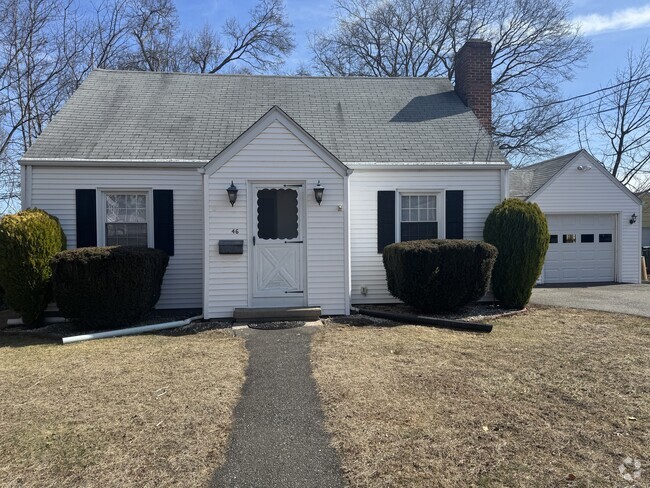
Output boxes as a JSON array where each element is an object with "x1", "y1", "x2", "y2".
[{"x1": 231, "y1": 229, "x2": 239, "y2": 234}]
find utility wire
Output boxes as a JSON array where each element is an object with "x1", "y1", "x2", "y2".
[{"x1": 500, "y1": 72, "x2": 650, "y2": 117}]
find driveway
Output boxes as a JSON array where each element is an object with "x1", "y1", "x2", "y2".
[{"x1": 530, "y1": 283, "x2": 650, "y2": 317}]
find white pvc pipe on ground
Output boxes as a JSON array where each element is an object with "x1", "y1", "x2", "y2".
[
  {"x1": 62, "y1": 315, "x2": 204, "y2": 344},
  {"x1": 7, "y1": 317, "x2": 68, "y2": 326}
]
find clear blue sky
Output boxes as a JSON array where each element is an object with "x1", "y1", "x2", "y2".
[{"x1": 174, "y1": 0, "x2": 650, "y2": 97}]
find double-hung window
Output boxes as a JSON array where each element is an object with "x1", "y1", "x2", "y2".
[
  {"x1": 399, "y1": 194, "x2": 438, "y2": 241},
  {"x1": 103, "y1": 192, "x2": 150, "y2": 247}
]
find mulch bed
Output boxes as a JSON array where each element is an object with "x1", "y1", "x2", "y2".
[
  {"x1": 0, "y1": 310, "x2": 228, "y2": 341},
  {"x1": 356, "y1": 302, "x2": 523, "y2": 322},
  {"x1": 158, "y1": 319, "x2": 232, "y2": 336}
]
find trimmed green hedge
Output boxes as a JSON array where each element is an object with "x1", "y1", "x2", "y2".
[
  {"x1": 0, "y1": 208, "x2": 66, "y2": 325},
  {"x1": 51, "y1": 246, "x2": 169, "y2": 329},
  {"x1": 383, "y1": 239, "x2": 498, "y2": 312},
  {"x1": 483, "y1": 198, "x2": 550, "y2": 309}
]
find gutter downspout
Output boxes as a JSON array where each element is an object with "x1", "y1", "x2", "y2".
[
  {"x1": 21, "y1": 165, "x2": 32, "y2": 209},
  {"x1": 7, "y1": 316, "x2": 66, "y2": 326},
  {"x1": 198, "y1": 166, "x2": 209, "y2": 319},
  {"x1": 500, "y1": 168, "x2": 509, "y2": 201},
  {"x1": 62, "y1": 315, "x2": 204, "y2": 344},
  {"x1": 343, "y1": 170, "x2": 352, "y2": 315}
]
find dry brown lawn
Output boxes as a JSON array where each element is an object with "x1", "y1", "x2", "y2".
[
  {"x1": 0, "y1": 328, "x2": 247, "y2": 487},
  {"x1": 313, "y1": 307, "x2": 650, "y2": 487}
]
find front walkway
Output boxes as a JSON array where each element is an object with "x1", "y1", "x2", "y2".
[
  {"x1": 210, "y1": 326, "x2": 343, "y2": 488},
  {"x1": 531, "y1": 283, "x2": 650, "y2": 317}
]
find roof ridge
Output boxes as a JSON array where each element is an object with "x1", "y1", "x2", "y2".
[
  {"x1": 521, "y1": 149, "x2": 583, "y2": 170},
  {"x1": 92, "y1": 68, "x2": 451, "y2": 82}
]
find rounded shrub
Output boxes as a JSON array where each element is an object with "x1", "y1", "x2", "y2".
[
  {"x1": 0, "y1": 208, "x2": 66, "y2": 326},
  {"x1": 51, "y1": 246, "x2": 169, "y2": 329},
  {"x1": 483, "y1": 198, "x2": 550, "y2": 309},
  {"x1": 383, "y1": 239, "x2": 498, "y2": 312}
]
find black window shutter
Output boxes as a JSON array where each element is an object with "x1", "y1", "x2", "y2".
[
  {"x1": 153, "y1": 190, "x2": 174, "y2": 256},
  {"x1": 445, "y1": 190, "x2": 464, "y2": 239},
  {"x1": 377, "y1": 191, "x2": 396, "y2": 253},
  {"x1": 75, "y1": 189, "x2": 97, "y2": 248}
]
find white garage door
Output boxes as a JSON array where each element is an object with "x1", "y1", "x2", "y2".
[{"x1": 544, "y1": 214, "x2": 616, "y2": 283}]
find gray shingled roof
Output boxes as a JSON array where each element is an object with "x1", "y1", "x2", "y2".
[
  {"x1": 22, "y1": 69, "x2": 507, "y2": 165},
  {"x1": 510, "y1": 150, "x2": 583, "y2": 199}
]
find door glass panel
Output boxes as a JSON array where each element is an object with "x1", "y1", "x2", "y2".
[
  {"x1": 563, "y1": 234, "x2": 577, "y2": 243},
  {"x1": 549, "y1": 234, "x2": 558, "y2": 243},
  {"x1": 257, "y1": 189, "x2": 299, "y2": 240},
  {"x1": 599, "y1": 233, "x2": 612, "y2": 243},
  {"x1": 581, "y1": 234, "x2": 594, "y2": 243}
]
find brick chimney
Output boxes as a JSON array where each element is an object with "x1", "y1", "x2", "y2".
[{"x1": 454, "y1": 39, "x2": 492, "y2": 133}]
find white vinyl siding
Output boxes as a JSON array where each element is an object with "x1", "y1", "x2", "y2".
[
  {"x1": 205, "y1": 120, "x2": 347, "y2": 318},
  {"x1": 29, "y1": 166, "x2": 203, "y2": 309},
  {"x1": 350, "y1": 168, "x2": 504, "y2": 304},
  {"x1": 529, "y1": 152, "x2": 641, "y2": 284}
]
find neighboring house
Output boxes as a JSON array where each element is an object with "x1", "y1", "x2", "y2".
[
  {"x1": 510, "y1": 150, "x2": 642, "y2": 284},
  {"x1": 637, "y1": 192, "x2": 650, "y2": 246},
  {"x1": 20, "y1": 39, "x2": 509, "y2": 318}
]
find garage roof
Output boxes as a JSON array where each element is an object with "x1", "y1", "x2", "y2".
[
  {"x1": 510, "y1": 151, "x2": 583, "y2": 199},
  {"x1": 510, "y1": 149, "x2": 642, "y2": 205}
]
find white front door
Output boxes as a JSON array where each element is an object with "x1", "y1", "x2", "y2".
[
  {"x1": 251, "y1": 183, "x2": 306, "y2": 307},
  {"x1": 544, "y1": 214, "x2": 616, "y2": 283}
]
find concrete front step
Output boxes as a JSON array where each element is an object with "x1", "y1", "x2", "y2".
[{"x1": 233, "y1": 307, "x2": 321, "y2": 323}]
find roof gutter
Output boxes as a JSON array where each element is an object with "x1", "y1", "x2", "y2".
[
  {"x1": 347, "y1": 162, "x2": 511, "y2": 170},
  {"x1": 20, "y1": 157, "x2": 208, "y2": 168}
]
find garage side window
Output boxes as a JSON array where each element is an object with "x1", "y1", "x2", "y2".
[
  {"x1": 400, "y1": 194, "x2": 438, "y2": 241},
  {"x1": 104, "y1": 192, "x2": 149, "y2": 247}
]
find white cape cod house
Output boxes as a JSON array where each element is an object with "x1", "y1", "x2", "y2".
[{"x1": 20, "y1": 40, "x2": 512, "y2": 318}]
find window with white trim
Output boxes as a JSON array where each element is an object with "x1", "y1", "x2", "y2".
[
  {"x1": 399, "y1": 194, "x2": 438, "y2": 241},
  {"x1": 104, "y1": 192, "x2": 149, "y2": 247}
]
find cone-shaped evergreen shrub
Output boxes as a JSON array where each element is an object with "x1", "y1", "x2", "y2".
[
  {"x1": 51, "y1": 246, "x2": 169, "y2": 329},
  {"x1": 383, "y1": 239, "x2": 498, "y2": 312},
  {"x1": 483, "y1": 199, "x2": 549, "y2": 309},
  {"x1": 0, "y1": 208, "x2": 67, "y2": 325}
]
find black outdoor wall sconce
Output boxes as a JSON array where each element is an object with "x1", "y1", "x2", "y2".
[
  {"x1": 227, "y1": 181, "x2": 238, "y2": 206},
  {"x1": 313, "y1": 180, "x2": 324, "y2": 205},
  {"x1": 630, "y1": 213, "x2": 637, "y2": 224}
]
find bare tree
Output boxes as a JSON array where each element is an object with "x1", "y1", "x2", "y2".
[
  {"x1": 310, "y1": 0, "x2": 590, "y2": 163},
  {"x1": 181, "y1": 0, "x2": 294, "y2": 74},
  {"x1": 0, "y1": 0, "x2": 294, "y2": 212},
  {"x1": 0, "y1": 0, "x2": 87, "y2": 212},
  {"x1": 119, "y1": 0, "x2": 294, "y2": 73},
  {"x1": 578, "y1": 44, "x2": 650, "y2": 192},
  {"x1": 124, "y1": 0, "x2": 180, "y2": 71},
  {"x1": 87, "y1": 0, "x2": 133, "y2": 70}
]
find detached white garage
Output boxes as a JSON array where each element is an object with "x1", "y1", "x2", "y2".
[{"x1": 511, "y1": 150, "x2": 642, "y2": 284}]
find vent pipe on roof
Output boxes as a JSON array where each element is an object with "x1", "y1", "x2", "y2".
[{"x1": 454, "y1": 39, "x2": 492, "y2": 133}]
